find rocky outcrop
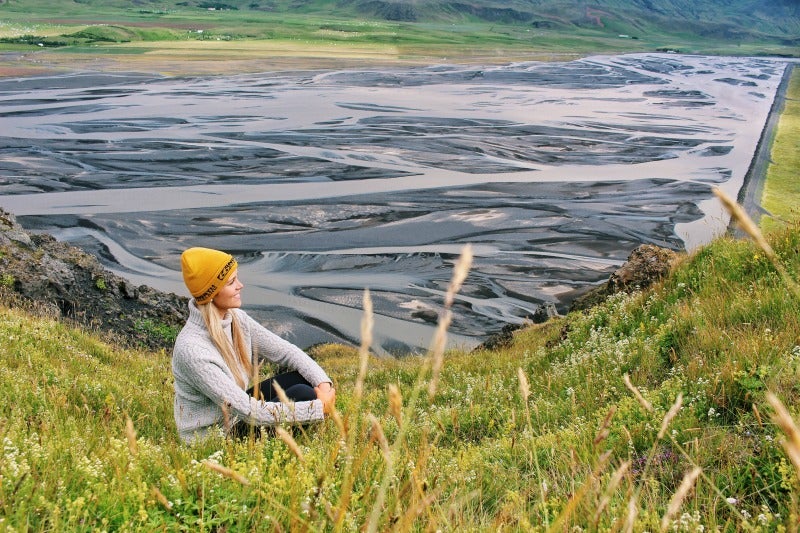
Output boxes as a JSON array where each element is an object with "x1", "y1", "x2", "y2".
[
  {"x1": 569, "y1": 243, "x2": 679, "y2": 312},
  {"x1": 0, "y1": 209, "x2": 187, "y2": 351}
]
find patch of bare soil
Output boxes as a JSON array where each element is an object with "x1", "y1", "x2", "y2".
[
  {"x1": 0, "y1": 46, "x2": 580, "y2": 79},
  {"x1": 0, "y1": 64, "x2": 54, "y2": 77}
]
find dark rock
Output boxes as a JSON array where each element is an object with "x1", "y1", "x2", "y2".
[
  {"x1": 570, "y1": 244, "x2": 678, "y2": 312},
  {"x1": 530, "y1": 302, "x2": 560, "y2": 323},
  {"x1": 608, "y1": 244, "x2": 678, "y2": 291},
  {"x1": 0, "y1": 208, "x2": 187, "y2": 351},
  {"x1": 476, "y1": 322, "x2": 522, "y2": 351}
]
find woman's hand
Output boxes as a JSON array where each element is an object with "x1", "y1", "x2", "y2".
[{"x1": 315, "y1": 382, "x2": 336, "y2": 414}]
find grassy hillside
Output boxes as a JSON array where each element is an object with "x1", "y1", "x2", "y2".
[
  {"x1": 5, "y1": 0, "x2": 796, "y2": 41},
  {"x1": 762, "y1": 66, "x2": 800, "y2": 233},
  {"x1": 1, "y1": 207, "x2": 799, "y2": 529},
  {"x1": 0, "y1": 0, "x2": 797, "y2": 78}
]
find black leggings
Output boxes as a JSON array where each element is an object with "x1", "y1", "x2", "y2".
[
  {"x1": 230, "y1": 371, "x2": 317, "y2": 439},
  {"x1": 248, "y1": 371, "x2": 318, "y2": 402}
]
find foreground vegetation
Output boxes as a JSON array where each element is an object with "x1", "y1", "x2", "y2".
[{"x1": 1, "y1": 198, "x2": 799, "y2": 530}]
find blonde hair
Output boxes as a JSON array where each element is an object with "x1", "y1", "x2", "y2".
[{"x1": 198, "y1": 301, "x2": 253, "y2": 389}]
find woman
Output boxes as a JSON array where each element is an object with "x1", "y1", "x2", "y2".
[{"x1": 172, "y1": 246, "x2": 336, "y2": 444}]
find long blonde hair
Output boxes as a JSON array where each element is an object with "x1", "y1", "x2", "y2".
[{"x1": 198, "y1": 302, "x2": 253, "y2": 389}]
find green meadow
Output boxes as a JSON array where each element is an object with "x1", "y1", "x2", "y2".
[
  {"x1": 1, "y1": 128, "x2": 799, "y2": 529},
  {"x1": 0, "y1": 1, "x2": 797, "y2": 76},
  {"x1": 762, "y1": 68, "x2": 800, "y2": 234}
]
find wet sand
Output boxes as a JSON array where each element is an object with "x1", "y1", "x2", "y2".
[{"x1": 0, "y1": 53, "x2": 788, "y2": 354}]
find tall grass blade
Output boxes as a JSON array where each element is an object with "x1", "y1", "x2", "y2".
[
  {"x1": 428, "y1": 244, "x2": 473, "y2": 398},
  {"x1": 276, "y1": 426, "x2": 305, "y2": 463},
  {"x1": 271, "y1": 381, "x2": 297, "y2": 420},
  {"x1": 365, "y1": 414, "x2": 392, "y2": 533},
  {"x1": 368, "y1": 414, "x2": 391, "y2": 461},
  {"x1": 333, "y1": 289, "x2": 374, "y2": 531},
  {"x1": 592, "y1": 460, "x2": 630, "y2": 527},
  {"x1": 151, "y1": 486, "x2": 173, "y2": 511},
  {"x1": 125, "y1": 416, "x2": 138, "y2": 456},
  {"x1": 365, "y1": 245, "x2": 472, "y2": 531},
  {"x1": 624, "y1": 496, "x2": 638, "y2": 533},
  {"x1": 548, "y1": 450, "x2": 611, "y2": 531},
  {"x1": 713, "y1": 186, "x2": 800, "y2": 300},
  {"x1": 388, "y1": 383, "x2": 403, "y2": 426},
  {"x1": 355, "y1": 288, "x2": 373, "y2": 402},
  {"x1": 518, "y1": 367, "x2": 533, "y2": 430},
  {"x1": 767, "y1": 392, "x2": 800, "y2": 477},
  {"x1": 623, "y1": 374, "x2": 653, "y2": 413},
  {"x1": 203, "y1": 460, "x2": 250, "y2": 486},
  {"x1": 657, "y1": 393, "x2": 682, "y2": 440},
  {"x1": 594, "y1": 406, "x2": 616, "y2": 446},
  {"x1": 659, "y1": 467, "x2": 701, "y2": 532},
  {"x1": 713, "y1": 186, "x2": 776, "y2": 259}
]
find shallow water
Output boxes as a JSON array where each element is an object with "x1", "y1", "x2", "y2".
[{"x1": 0, "y1": 53, "x2": 786, "y2": 353}]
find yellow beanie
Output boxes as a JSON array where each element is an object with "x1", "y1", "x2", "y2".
[{"x1": 180, "y1": 247, "x2": 238, "y2": 305}]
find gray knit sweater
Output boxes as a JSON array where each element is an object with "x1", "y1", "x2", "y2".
[{"x1": 172, "y1": 300, "x2": 330, "y2": 444}]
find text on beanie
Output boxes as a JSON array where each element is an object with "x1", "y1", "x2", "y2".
[{"x1": 181, "y1": 247, "x2": 237, "y2": 305}]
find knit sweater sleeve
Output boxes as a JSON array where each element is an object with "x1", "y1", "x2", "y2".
[{"x1": 238, "y1": 311, "x2": 332, "y2": 386}]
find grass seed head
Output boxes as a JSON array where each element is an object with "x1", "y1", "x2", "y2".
[
  {"x1": 623, "y1": 374, "x2": 653, "y2": 413},
  {"x1": 660, "y1": 466, "x2": 702, "y2": 532},
  {"x1": 517, "y1": 367, "x2": 530, "y2": 401},
  {"x1": 368, "y1": 414, "x2": 390, "y2": 460},
  {"x1": 713, "y1": 186, "x2": 777, "y2": 260},
  {"x1": 767, "y1": 392, "x2": 800, "y2": 477},
  {"x1": 151, "y1": 486, "x2": 173, "y2": 511},
  {"x1": 125, "y1": 416, "x2": 138, "y2": 456},
  {"x1": 658, "y1": 393, "x2": 683, "y2": 440},
  {"x1": 276, "y1": 426, "x2": 305, "y2": 463},
  {"x1": 356, "y1": 289, "x2": 374, "y2": 400},
  {"x1": 388, "y1": 383, "x2": 403, "y2": 426},
  {"x1": 203, "y1": 460, "x2": 250, "y2": 486}
]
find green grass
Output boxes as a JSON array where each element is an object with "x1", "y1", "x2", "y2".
[
  {"x1": 0, "y1": 0, "x2": 797, "y2": 63},
  {"x1": 1, "y1": 215, "x2": 799, "y2": 530},
  {"x1": 762, "y1": 67, "x2": 800, "y2": 234}
]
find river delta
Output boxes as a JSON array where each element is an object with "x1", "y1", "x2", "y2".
[{"x1": 0, "y1": 53, "x2": 787, "y2": 353}]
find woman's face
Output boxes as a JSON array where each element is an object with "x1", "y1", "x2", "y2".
[{"x1": 212, "y1": 269, "x2": 243, "y2": 314}]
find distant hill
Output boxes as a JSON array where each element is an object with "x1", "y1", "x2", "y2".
[
  {"x1": 8, "y1": 0, "x2": 798, "y2": 46},
  {"x1": 338, "y1": 0, "x2": 800, "y2": 41},
  {"x1": 137, "y1": 0, "x2": 800, "y2": 43},
  {"x1": 0, "y1": 0, "x2": 800, "y2": 58}
]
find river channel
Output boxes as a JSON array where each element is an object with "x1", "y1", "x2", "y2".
[{"x1": 0, "y1": 53, "x2": 787, "y2": 353}]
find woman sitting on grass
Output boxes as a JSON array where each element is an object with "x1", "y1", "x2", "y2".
[{"x1": 172, "y1": 247, "x2": 336, "y2": 444}]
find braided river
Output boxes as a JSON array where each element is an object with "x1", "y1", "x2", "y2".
[{"x1": 0, "y1": 53, "x2": 788, "y2": 354}]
